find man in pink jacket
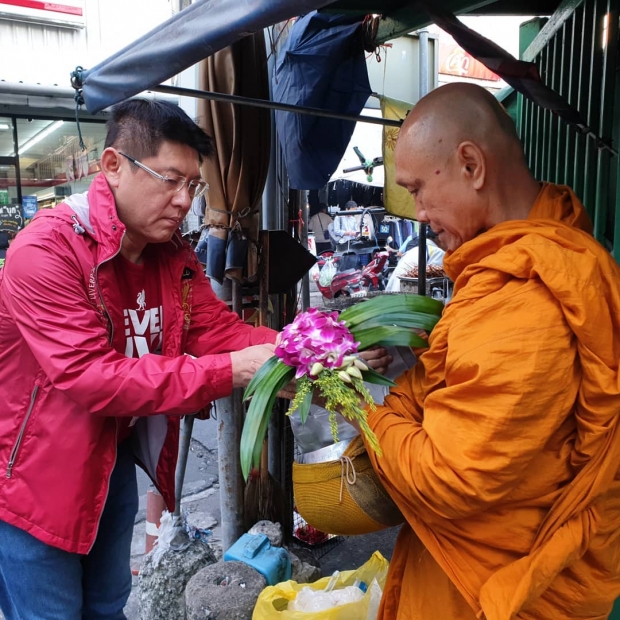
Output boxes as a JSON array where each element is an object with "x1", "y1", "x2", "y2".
[{"x1": 0, "y1": 99, "x2": 282, "y2": 619}]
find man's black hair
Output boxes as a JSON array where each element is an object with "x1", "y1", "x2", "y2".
[{"x1": 104, "y1": 99, "x2": 215, "y2": 163}]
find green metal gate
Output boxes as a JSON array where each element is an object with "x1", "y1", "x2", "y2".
[{"x1": 514, "y1": 0, "x2": 620, "y2": 260}]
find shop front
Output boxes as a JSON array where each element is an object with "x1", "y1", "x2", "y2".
[{"x1": 0, "y1": 114, "x2": 107, "y2": 230}]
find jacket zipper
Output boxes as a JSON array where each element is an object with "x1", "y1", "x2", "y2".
[
  {"x1": 6, "y1": 386, "x2": 39, "y2": 478},
  {"x1": 87, "y1": 234, "x2": 124, "y2": 553},
  {"x1": 94, "y1": 232, "x2": 124, "y2": 345}
]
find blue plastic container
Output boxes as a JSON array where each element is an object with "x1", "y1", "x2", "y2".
[{"x1": 223, "y1": 533, "x2": 291, "y2": 586}]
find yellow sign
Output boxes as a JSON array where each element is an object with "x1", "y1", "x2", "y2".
[{"x1": 381, "y1": 96, "x2": 416, "y2": 220}]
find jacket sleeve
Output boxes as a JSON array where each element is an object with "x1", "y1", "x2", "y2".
[
  {"x1": 183, "y1": 263, "x2": 277, "y2": 358},
  {"x1": 367, "y1": 278, "x2": 579, "y2": 520},
  {"x1": 2, "y1": 232, "x2": 272, "y2": 417}
]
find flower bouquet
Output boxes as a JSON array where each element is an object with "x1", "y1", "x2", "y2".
[{"x1": 240, "y1": 294, "x2": 444, "y2": 480}]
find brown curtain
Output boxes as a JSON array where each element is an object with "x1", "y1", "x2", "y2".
[{"x1": 196, "y1": 33, "x2": 271, "y2": 284}]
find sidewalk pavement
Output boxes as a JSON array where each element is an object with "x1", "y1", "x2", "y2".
[{"x1": 124, "y1": 414, "x2": 399, "y2": 619}]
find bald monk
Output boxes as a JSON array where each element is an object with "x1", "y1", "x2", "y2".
[{"x1": 367, "y1": 82, "x2": 620, "y2": 619}]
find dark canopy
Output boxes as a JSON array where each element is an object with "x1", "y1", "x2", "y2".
[{"x1": 77, "y1": 0, "x2": 337, "y2": 114}]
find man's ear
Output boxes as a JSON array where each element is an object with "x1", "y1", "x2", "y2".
[
  {"x1": 456, "y1": 141, "x2": 486, "y2": 190},
  {"x1": 100, "y1": 148, "x2": 123, "y2": 189}
]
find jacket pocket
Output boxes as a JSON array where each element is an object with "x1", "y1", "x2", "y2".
[{"x1": 6, "y1": 385, "x2": 39, "y2": 479}]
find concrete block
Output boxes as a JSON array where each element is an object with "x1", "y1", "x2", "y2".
[
  {"x1": 185, "y1": 560, "x2": 267, "y2": 620},
  {"x1": 248, "y1": 520, "x2": 283, "y2": 547},
  {"x1": 288, "y1": 549, "x2": 321, "y2": 584},
  {"x1": 138, "y1": 540, "x2": 216, "y2": 620}
]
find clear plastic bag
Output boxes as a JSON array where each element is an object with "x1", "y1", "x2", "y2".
[
  {"x1": 290, "y1": 406, "x2": 358, "y2": 457},
  {"x1": 253, "y1": 551, "x2": 388, "y2": 620},
  {"x1": 318, "y1": 258, "x2": 337, "y2": 287},
  {"x1": 288, "y1": 585, "x2": 364, "y2": 612}
]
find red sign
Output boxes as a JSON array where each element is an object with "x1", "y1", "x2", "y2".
[
  {"x1": 0, "y1": 0, "x2": 81, "y2": 15},
  {"x1": 438, "y1": 37, "x2": 500, "y2": 82}
]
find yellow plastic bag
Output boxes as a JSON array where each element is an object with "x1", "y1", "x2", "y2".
[{"x1": 253, "y1": 551, "x2": 389, "y2": 620}]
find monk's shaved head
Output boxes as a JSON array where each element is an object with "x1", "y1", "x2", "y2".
[
  {"x1": 397, "y1": 82, "x2": 524, "y2": 168},
  {"x1": 394, "y1": 83, "x2": 539, "y2": 253}
]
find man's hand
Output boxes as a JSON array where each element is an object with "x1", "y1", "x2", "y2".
[
  {"x1": 277, "y1": 380, "x2": 297, "y2": 401},
  {"x1": 359, "y1": 347, "x2": 392, "y2": 375},
  {"x1": 230, "y1": 343, "x2": 276, "y2": 389}
]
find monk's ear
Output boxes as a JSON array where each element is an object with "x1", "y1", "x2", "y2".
[
  {"x1": 100, "y1": 147, "x2": 124, "y2": 189},
  {"x1": 456, "y1": 141, "x2": 486, "y2": 190}
]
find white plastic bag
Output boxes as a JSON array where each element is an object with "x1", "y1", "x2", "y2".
[
  {"x1": 289, "y1": 585, "x2": 364, "y2": 612},
  {"x1": 151, "y1": 510, "x2": 190, "y2": 567},
  {"x1": 318, "y1": 258, "x2": 337, "y2": 287}
]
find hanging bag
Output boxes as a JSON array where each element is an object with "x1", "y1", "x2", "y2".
[
  {"x1": 318, "y1": 215, "x2": 330, "y2": 241},
  {"x1": 293, "y1": 435, "x2": 404, "y2": 536}
]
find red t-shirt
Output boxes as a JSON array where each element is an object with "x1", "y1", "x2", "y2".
[{"x1": 112, "y1": 254, "x2": 163, "y2": 442}]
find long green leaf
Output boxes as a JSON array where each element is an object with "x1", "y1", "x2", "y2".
[
  {"x1": 353, "y1": 325, "x2": 429, "y2": 350},
  {"x1": 351, "y1": 311, "x2": 439, "y2": 333},
  {"x1": 340, "y1": 294, "x2": 443, "y2": 329},
  {"x1": 362, "y1": 367, "x2": 397, "y2": 387},
  {"x1": 241, "y1": 361, "x2": 291, "y2": 471},
  {"x1": 244, "y1": 355, "x2": 280, "y2": 401},
  {"x1": 249, "y1": 367, "x2": 295, "y2": 474},
  {"x1": 297, "y1": 387, "x2": 314, "y2": 425},
  {"x1": 240, "y1": 361, "x2": 295, "y2": 480}
]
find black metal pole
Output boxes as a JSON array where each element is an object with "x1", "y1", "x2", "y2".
[
  {"x1": 12, "y1": 119, "x2": 22, "y2": 209},
  {"x1": 418, "y1": 223, "x2": 427, "y2": 296},
  {"x1": 151, "y1": 84, "x2": 402, "y2": 128}
]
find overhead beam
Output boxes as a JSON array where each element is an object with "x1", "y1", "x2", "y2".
[{"x1": 375, "y1": 0, "x2": 499, "y2": 42}]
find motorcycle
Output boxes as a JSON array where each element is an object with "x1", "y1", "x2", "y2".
[
  {"x1": 360, "y1": 250, "x2": 389, "y2": 291},
  {"x1": 314, "y1": 250, "x2": 389, "y2": 300}
]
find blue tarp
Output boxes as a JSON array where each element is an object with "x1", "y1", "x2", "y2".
[
  {"x1": 272, "y1": 12, "x2": 372, "y2": 190},
  {"x1": 78, "y1": 0, "x2": 337, "y2": 114}
]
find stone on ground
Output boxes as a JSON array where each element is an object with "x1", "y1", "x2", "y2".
[
  {"x1": 288, "y1": 548, "x2": 321, "y2": 584},
  {"x1": 138, "y1": 540, "x2": 216, "y2": 620},
  {"x1": 185, "y1": 560, "x2": 267, "y2": 620},
  {"x1": 248, "y1": 520, "x2": 283, "y2": 547}
]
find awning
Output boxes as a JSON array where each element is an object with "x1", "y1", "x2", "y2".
[{"x1": 74, "y1": 0, "x2": 337, "y2": 114}]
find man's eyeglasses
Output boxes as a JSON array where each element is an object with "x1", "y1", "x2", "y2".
[{"x1": 119, "y1": 152, "x2": 208, "y2": 200}]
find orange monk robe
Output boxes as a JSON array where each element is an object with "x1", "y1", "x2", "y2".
[{"x1": 367, "y1": 183, "x2": 620, "y2": 620}]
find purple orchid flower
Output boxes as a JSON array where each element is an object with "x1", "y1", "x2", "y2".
[{"x1": 275, "y1": 308, "x2": 359, "y2": 378}]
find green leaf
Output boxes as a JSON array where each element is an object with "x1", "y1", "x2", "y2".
[
  {"x1": 240, "y1": 361, "x2": 295, "y2": 480},
  {"x1": 250, "y1": 366, "x2": 294, "y2": 470},
  {"x1": 297, "y1": 387, "x2": 314, "y2": 425},
  {"x1": 362, "y1": 367, "x2": 397, "y2": 387},
  {"x1": 351, "y1": 311, "x2": 439, "y2": 333},
  {"x1": 243, "y1": 355, "x2": 281, "y2": 401},
  {"x1": 353, "y1": 325, "x2": 429, "y2": 350},
  {"x1": 340, "y1": 294, "x2": 443, "y2": 329}
]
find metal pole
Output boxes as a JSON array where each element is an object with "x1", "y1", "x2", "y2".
[
  {"x1": 417, "y1": 32, "x2": 430, "y2": 297},
  {"x1": 151, "y1": 84, "x2": 402, "y2": 128},
  {"x1": 216, "y1": 280, "x2": 245, "y2": 551},
  {"x1": 299, "y1": 190, "x2": 310, "y2": 311},
  {"x1": 262, "y1": 29, "x2": 279, "y2": 232},
  {"x1": 12, "y1": 119, "x2": 22, "y2": 208},
  {"x1": 419, "y1": 30, "x2": 430, "y2": 99},
  {"x1": 174, "y1": 415, "x2": 196, "y2": 517},
  {"x1": 216, "y1": 388, "x2": 245, "y2": 551},
  {"x1": 418, "y1": 224, "x2": 427, "y2": 296}
]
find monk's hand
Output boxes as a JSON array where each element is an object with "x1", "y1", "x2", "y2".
[
  {"x1": 359, "y1": 347, "x2": 392, "y2": 375},
  {"x1": 413, "y1": 328, "x2": 428, "y2": 343}
]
